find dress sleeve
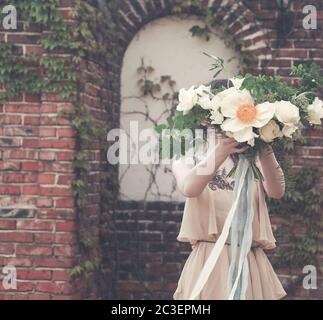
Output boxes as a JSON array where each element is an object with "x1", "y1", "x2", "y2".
[{"x1": 253, "y1": 178, "x2": 277, "y2": 250}]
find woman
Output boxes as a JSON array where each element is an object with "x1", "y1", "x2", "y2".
[{"x1": 171, "y1": 133, "x2": 287, "y2": 300}]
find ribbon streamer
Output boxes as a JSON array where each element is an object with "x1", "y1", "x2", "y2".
[
  {"x1": 189, "y1": 157, "x2": 251, "y2": 300},
  {"x1": 227, "y1": 158, "x2": 255, "y2": 299}
]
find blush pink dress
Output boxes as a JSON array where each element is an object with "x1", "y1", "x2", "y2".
[{"x1": 173, "y1": 156, "x2": 287, "y2": 300}]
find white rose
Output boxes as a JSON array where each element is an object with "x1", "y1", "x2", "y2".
[
  {"x1": 210, "y1": 108, "x2": 224, "y2": 124},
  {"x1": 199, "y1": 94, "x2": 223, "y2": 111},
  {"x1": 307, "y1": 97, "x2": 323, "y2": 125},
  {"x1": 282, "y1": 124, "x2": 298, "y2": 138},
  {"x1": 176, "y1": 85, "x2": 198, "y2": 115},
  {"x1": 259, "y1": 120, "x2": 283, "y2": 142},
  {"x1": 198, "y1": 95, "x2": 213, "y2": 110},
  {"x1": 195, "y1": 84, "x2": 212, "y2": 97},
  {"x1": 274, "y1": 100, "x2": 300, "y2": 125}
]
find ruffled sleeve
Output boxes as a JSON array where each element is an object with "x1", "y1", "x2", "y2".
[
  {"x1": 176, "y1": 186, "x2": 220, "y2": 245},
  {"x1": 252, "y1": 179, "x2": 277, "y2": 250}
]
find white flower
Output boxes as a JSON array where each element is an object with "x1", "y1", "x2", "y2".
[
  {"x1": 176, "y1": 85, "x2": 198, "y2": 115},
  {"x1": 259, "y1": 119, "x2": 283, "y2": 142},
  {"x1": 219, "y1": 88, "x2": 275, "y2": 144},
  {"x1": 307, "y1": 97, "x2": 323, "y2": 125},
  {"x1": 274, "y1": 100, "x2": 300, "y2": 126},
  {"x1": 210, "y1": 108, "x2": 224, "y2": 124},
  {"x1": 199, "y1": 94, "x2": 223, "y2": 112},
  {"x1": 229, "y1": 77, "x2": 245, "y2": 90},
  {"x1": 282, "y1": 124, "x2": 298, "y2": 138},
  {"x1": 195, "y1": 84, "x2": 212, "y2": 97}
]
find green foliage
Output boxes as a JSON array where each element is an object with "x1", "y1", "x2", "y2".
[
  {"x1": 241, "y1": 74, "x2": 298, "y2": 104},
  {"x1": 0, "y1": 0, "x2": 122, "y2": 294},
  {"x1": 268, "y1": 166, "x2": 323, "y2": 269},
  {"x1": 291, "y1": 63, "x2": 323, "y2": 95}
]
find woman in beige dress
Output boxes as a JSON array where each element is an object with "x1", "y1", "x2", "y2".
[{"x1": 171, "y1": 133, "x2": 287, "y2": 300}]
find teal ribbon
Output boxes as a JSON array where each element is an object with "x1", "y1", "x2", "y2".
[{"x1": 227, "y1": 154, "x2": 255, "y2": 300}]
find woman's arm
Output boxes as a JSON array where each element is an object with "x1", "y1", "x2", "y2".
[
  {"x1": 172, "y1": 137, "x2": 249, "y2": 198},
  {"x1": 256, "y1": 145, "x2": 285, "y2": 199}
]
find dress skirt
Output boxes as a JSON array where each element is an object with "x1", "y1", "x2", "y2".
[{"x1": 173, "y1": 242, "x2": 287, "y2": 300}]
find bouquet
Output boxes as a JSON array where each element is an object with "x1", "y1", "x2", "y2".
[
  {"x1": 155, "y1": 52, "x2": 323, "y2": 179},
  {"x1": 154, "y1": 53, "x2": 323, "y2": 300}
]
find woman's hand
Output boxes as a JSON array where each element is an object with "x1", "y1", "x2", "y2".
[
  {"x1": 216, "y1": 136, "x2": 250, "y2": 157},
  {"x1": 172, "y1": 135, "x2": 249, "y2": 198}
]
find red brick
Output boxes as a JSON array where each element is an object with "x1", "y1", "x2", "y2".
[
  {"x1": 17, "y1": 269, "x2": 52, "y2": 280},
  {"x1": 38, "y1": 128, "x2": 57, "y2": 137},
  {"x1": 17, "y1": 220, "x2": 54, "y2": 231},
  {"x1": 55, "y1": 233, "x2": 76, "y2": 244},
  {"x1": 58, "y1": 128, "x2": 75, "y2": 138},
  {"x1": 22, "y1": 139, "x2": 39, "y2": 148},
  {"x1": 56, "y1": 151, "x2": 75, "y2": 161},
  {"x1": 22, "y1": 162, "x2": 43, "y2": 172},
  {"x1": 0, "y1": 115, "x2": 22, "y2": 124},
  {"x1": 35, "y1": 282, "x2": 72, "y2": 294},
  {"x1": 22, "y1": 185, "x2": 40, "y2": 195},
  {"x1": 56, "y1": 221, "x2": 76, "y2": 232},
  {"x1": 52, "y1": 270, "x2": 71, "y2": 281},
  {"x1": 34, "y1": 233, "x2": 55, "y2": 244},
  {"x1": 5, "y1": 104, "x2": 40, "y2": 113},
  {"x1": 0, "y1": 281, "x2": 33, "y2": 292},
  {"x1": 25, "y1": 45, "x2": 44, "y2": 55},
  {"x1": 16, "y1": 245, "x2": 52, "y2": 256},
  {"x1": 0, "y1": 220, "x2": 16, "y2": 230},
  {"x1": 55, "y1": 198, "x2": 74, "y2": 208},
  {"x1": 40, "y1": 104, "x2": 58, "y2": 113},
  {"x1": 0, "y1": 185, "x2": 20, "y2": 195},
  {"x1": 38, "y1": 139, "x2": 76, "y2": 149},
  {"x1": 38, "y1": 174, "x2": 56, "y2": 184},
  {"x1": 40, "y1": 187, "x2": 73, "y2": 197},
  {"x1": 36, "y1": 198, "x2": 53, "y2": 208},
  {"x1": 0, "y1": 162, "x2": 21, "y2": 171},
  {"x1": 4, "y1": 257, "x2": 33, "y2": 267},
  {"x1": 0, "y1": 244, "x2": 14, "y2": 254},
  {"x1": 0, "y1": 232, "x2": 33, "y2": 243},
  {"x1": 3, "y1": 150, "x2": 37, "y2": 160},
  {"x1": 37, "y1": 209, "x2": 75, "y2": 220},
  {"x1": 39, "y1": 151, "x2": 56, "y2": 160},
  {"x1": 57, "y1": 175, "x2": 73, "y2": 185},
  {"x1": 54, "y1": 245, "x2": 75, "y2": 257},
  {"x1": 23, "y1": 116, "x2": 40, "y2": 125},
  {"x1": 2, "y1": 173, "x2": 36, "y2": 183},
  {"x1": 33, "y1": 257, "x2": 74, "y2": 268}
]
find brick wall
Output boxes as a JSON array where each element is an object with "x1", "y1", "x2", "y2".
[
  {"x1": 0, "y1": 0, "x2": 81, "y2": 299},
  {"x1": 0, "y1": 0, "x2": 322, "y2": 300}
]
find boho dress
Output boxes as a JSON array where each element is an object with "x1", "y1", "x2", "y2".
[{"x1": 173, "y1": 154, "x2": 287, "y2": 300}]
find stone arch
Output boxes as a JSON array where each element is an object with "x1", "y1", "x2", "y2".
[
  {"x1": 103, "y1": 0, "x2": 273, "y2": 299},
  {"x1": 114, "y1": 0, "x2": 271, "y2": 66},
  {"x1": 109, "y1": 0, "x2": 272, "y2": 201}
]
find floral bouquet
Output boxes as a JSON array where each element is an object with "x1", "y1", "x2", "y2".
[{"x1": 155, "y1": 53, "x2": 323, "y2": 300}]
